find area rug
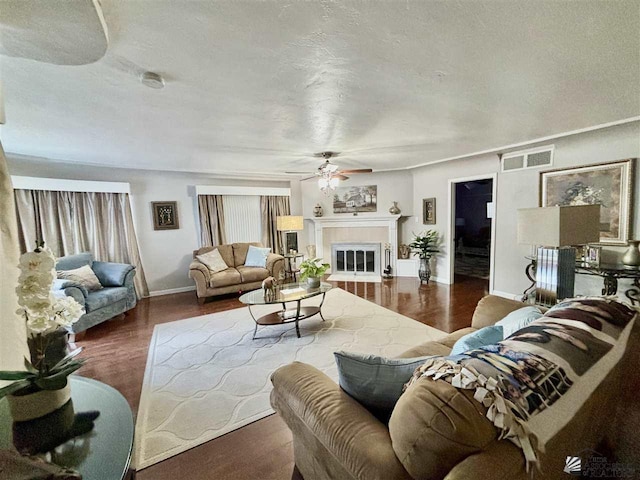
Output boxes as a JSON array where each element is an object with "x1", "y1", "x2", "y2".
[
  {"x1": 327, "y1": 273, "x2": 382, "y2": 283},
  {"x1": 133, "y1": 288, "x2": 445, "y2": 469}
]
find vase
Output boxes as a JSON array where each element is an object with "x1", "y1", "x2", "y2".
[
  {"x1": 313, "y1": 204, "x2": 323, "y2": 217},
  {"x1": 8, "y1": 383, "x2": 72, "y2": 422},
  {"x1": 307, "y1": 277, "x2": 321, "y2": 288},
  {"x1": 622, "y1": 240, "x2": 640, "y2": 266},
  {"x1": 389, "y1": 201, "x2": 401, "y2": 215},
  {"x1": 418, "y1": 257, "x2": 431, "y2": 284},
  {"x1": 306, "y1": 245, "x2": 317, "y2": 259}
]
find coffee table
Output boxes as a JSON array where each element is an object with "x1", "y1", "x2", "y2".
[{"x1": 239, "y1": 281, "x2": 332, "y2": 338}]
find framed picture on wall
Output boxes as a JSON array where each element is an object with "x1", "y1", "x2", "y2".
[
  {"x1": 540, "y1": 158, "x2": 635, "y2": 245},
  {"x1": 332, "y1": 185, "x2": 377, "y2": 213},
  {"x1": 152, "y1": 201, "x2": 179, "y2": 230},
  {"x1": 423, "y1": 197, "x2": 436, "y2": 224}
]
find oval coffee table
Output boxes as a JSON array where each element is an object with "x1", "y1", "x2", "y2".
[{"x1": 239, "y1": 281, "x2": 332, "y2": 338}]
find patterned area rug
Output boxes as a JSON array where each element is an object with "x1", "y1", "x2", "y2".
[{"x1": 134, "y1": 288, "x2": 445, "y2": 469}]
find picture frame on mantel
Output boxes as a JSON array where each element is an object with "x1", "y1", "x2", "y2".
[
  {"x1": 540, "y1": 158, "x2": 635, "y2": 245},
  {"x1": 423, "y1": 197, "x2": 436, "y2": 224},
  {"x1": 152, "y1": 201, "x2": 179, "y2": 230}
]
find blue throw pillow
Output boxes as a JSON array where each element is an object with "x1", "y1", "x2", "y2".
[
  {"x1": 496, "y1": 306, "x2": 543, "y2": 338},
  {"x1": 244, "y1": 246, "x2": 271, "y2": 268},
  {"x1": 450, "y1": 325, "x2": 504, "y2": 355},
  {"x1": 334, "y1": 351, "x2": 432, "y2": 419}
]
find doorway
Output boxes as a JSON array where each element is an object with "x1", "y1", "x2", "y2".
[{"x1": 447, "y1": 174, "x2": 497, "y2": 291}]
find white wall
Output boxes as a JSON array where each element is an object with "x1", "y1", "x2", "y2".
[
  {"x1": 411, "y1": 121, "x2": 640, "y2": 297},
  {"x1": 6, "y1": 156, "x2": 290, "y2": 295}
]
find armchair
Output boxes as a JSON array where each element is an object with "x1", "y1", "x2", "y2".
[{"x1": 53, "y1": 252, "x2": 137, "y2": 334}]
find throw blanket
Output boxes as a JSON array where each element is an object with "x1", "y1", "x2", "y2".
[{"x1": 406, "y1": 298, "x2": 637, "y2": 471}]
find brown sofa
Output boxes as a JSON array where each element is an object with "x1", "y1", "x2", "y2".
[
  {"x1": 270, "y1": 295, "x2": 637, "y2": 480},
  {"x1": 189, "y1": 242, "x2": 285, "y2": 304}
]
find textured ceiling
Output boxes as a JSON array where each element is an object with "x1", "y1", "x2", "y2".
[{"x1": 0, "y1": 0, "x2": 638, "y2": 177}]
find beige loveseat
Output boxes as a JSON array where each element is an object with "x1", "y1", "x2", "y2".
[
  {"x1": 189, "y1": 242, "x2": 285, "y2": 303},
  {"x1": 271, "y1": 295, "x2": 637, "y2": 480}
]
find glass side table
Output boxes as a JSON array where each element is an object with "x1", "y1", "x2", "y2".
[{"x1": 0, "y1": 376, "x2": 134, "y2": 480}]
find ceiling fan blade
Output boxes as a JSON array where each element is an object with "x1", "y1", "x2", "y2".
[
  {"x1": 285, "y1": 171, "x2": 314, "y2": 174},
  {"x1": 300, "y1": 175, "x2": 318, "y2": 181},
  {"x1": 336, "y1": 168, "x2": 373, "y2": 174},
  {"x1": 334, "y1": 174, "x2": 349, "y2": 180}
]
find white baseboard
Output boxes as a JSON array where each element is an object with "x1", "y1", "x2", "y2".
[
  {"x1": 147, "y1": 286, "x2": 196, "y2": 297},
  {"x1": 490, "y1": 289, "x2": 522, "y2": 301}
]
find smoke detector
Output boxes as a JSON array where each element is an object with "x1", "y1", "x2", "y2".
[{"x1": 140, "y1": 71, "x2": 165, "y2": 89}]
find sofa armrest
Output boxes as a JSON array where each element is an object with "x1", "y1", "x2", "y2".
[
  {"x1": 52, "y1": 278, "x2": 89, "y2": 299},
  {"x1": 471, "y1": 295, "x2": 528, "y2": 329},
  {"x1": 270, "y1": 362, "x2": 412, "y2": 480},
  {"x1": 189, "y1": 260, "x2": 211, "y2": 298},
  {"x1": 52, "y1": 284, "x2": 87, "y2": 307},
  {"x1": 92, "y1": 261, "x2": 135, "y2": 287},
  {"x1": 444, "y1": 440, "x2": 525, "y2": 480},
  {"x1": 266, "y1": 253, "x2": 284, "y2": 280}
]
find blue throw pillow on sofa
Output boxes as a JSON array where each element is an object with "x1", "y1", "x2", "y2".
[
  {"x1": 450, "y1": 325, "x2": 504, "y2": 355},
  {"x1": 334, "y1": 351, "x2": 432, "y2": 419},
  {"x1": 496, "y1": 306, "x2": 543, "y2": 338},
  {"x1": 244, "y1": 246, "x2": 271, "y2": 268}
]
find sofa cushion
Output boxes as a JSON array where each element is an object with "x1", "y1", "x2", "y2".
[
  {"x1": 197, "y1": 248, "x2": 228, "y2": 273},
  {"x1": 85, "y1": 287, "x2": 128, "y2": 312},
  {"x1": 244, "y1": 246, "x2": 271, "y2": 268},
  {"x1": 389, "y1": 377, "x2": 497, "y2": 479},
  {"x1": 497, "y1": 306, "x2": 543, "y2": 337},
  {"x1": 334, "y1": 351, "x2": 433, "y2": 420},
  {"x1": 209, "y1": 268, "x2": 242, "y2": 288},
  {"x1": 471, "y1": 295, "x2": 529, "y2": 329},
  {"x1": 56, "y1": 252, "x2": 93, "y2": 271},
  {"x1": 450, "y1": 325, "x2": 503, "y2": 355},
  {"x1": 57, "y1": 265, "x2": 103, "y2": 291},
  {"x1": 232, "y1": 242, "x2": 262, "y2": 267},
  {"x1": 236, "y1": 266, "x2": 270, "y2": 283}
]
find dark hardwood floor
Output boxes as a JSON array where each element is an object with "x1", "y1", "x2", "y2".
[{"x1": 76, "y1": 275, "x2": 488, "y2": 480}]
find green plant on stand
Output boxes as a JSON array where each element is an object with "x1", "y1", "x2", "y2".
[
  {"x1": 299, "y1": 258, "x2": 330, "y2": 288},
  {"x1": 409, "y1": 230, "x2": 440, "y2": 284}
]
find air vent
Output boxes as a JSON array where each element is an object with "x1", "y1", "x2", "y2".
[{"x1": 501, "y1": 145, "x2": 554, "y2": 173}]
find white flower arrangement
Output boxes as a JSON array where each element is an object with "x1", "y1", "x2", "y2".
[
  {"x1": 16, "y1": 246, "x2": 84, "y2": 334},
  {"x1": 0, "y1": 245, "x2": 87, "y2": 399}
]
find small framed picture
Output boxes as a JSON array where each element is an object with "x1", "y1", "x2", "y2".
[
  {"x1": 423, "y1": 197, "x2": 436, "y2": 225},
  {"x1": 152, "y1": 201, "x2": 179, "y2": 230}
]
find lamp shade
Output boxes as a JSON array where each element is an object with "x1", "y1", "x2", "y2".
[
  {"x1": 517, "y1": 205, "x2": 601, "y2": 247},
  {"x1": 276, "y1": 215, "x2": 304, "y2": 231}
]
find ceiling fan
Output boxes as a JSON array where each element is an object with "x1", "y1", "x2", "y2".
[{"x1": 286, "y1": 152, "x2": 373, "y2": 192}]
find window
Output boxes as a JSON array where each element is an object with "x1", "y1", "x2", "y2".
[{"x1": 222, "y1": 195, "x2": 262, "y2": 243}]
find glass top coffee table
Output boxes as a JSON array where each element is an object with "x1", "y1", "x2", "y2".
[{"x1": 239, "y1": 281, "x2": 332, "y2": 338}]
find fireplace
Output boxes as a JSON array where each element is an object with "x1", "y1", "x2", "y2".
[{"x1": 331, "y1": 243, "x2": 381, "y2": 276}]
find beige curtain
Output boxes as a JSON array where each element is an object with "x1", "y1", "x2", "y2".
[
  {"x1": 0, "y1": 142, "x2": 27, "y2": 370},
  {"x1": 14, "y1": 190, "x2": 149, "y2": 298},
  {"x1": 198, "y1": 195, "x2": 226, "y2": 246},
  {"x1": 260, "y1": 195, "x2": 290, "y2": 254}
]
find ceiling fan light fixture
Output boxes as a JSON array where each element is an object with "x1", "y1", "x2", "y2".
[
  {"x1": 329, "y1": 176, "x2": 340, "y2": 188},
  {"x1": 318, "y1": 177, "x2": 329, "y2": 189},
  {"x1": 140, "y1": 71, "x2": 165, "y2": 89}
]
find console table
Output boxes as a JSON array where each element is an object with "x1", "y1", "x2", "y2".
[
  {"x1": 522, "y1": 257, "x2": 640, "y2": 305},
  {"x1": 0, "y1": 376, "x2": 134, "y2": 480}
]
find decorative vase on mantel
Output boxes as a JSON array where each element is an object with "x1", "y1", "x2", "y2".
[
  {"x1": 389, "y1": 201, "x2": 401, "y2": 215},
  {"x1": 313, "y1": 204, "x2": 324, "y2": 217},
  {"x1": 418, "y1": 258, "x2": 431, "y2": 284},
  {"x1": 622, "y1": 240, "x2": 640, "y2": 266}
]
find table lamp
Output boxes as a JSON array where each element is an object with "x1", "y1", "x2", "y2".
[
  {"x1": 517, "y1": 205, "x2": 600, "y2": 306},
  {"x1": 276, "y1": 215, "x2": 304, "y2": 254}
]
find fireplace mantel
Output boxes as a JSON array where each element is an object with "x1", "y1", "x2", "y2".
[{"x1": 308, "y1": 215, "x2": 401, "y2": 273}]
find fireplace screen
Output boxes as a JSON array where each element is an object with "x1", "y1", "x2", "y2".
[{"x1": 332, "y1": 243, "x2": 380, "y2": 275}]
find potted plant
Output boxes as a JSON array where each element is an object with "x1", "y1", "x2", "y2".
[
  {"x1": 409, "y1": 230, "x2": 440, "y2": 284},
  {"x1": 299, "y1": 257, "x2": 330, "y2": 288},
  {"x1": 0, "y1": 244, "x2": 85, "y2": 422}
]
